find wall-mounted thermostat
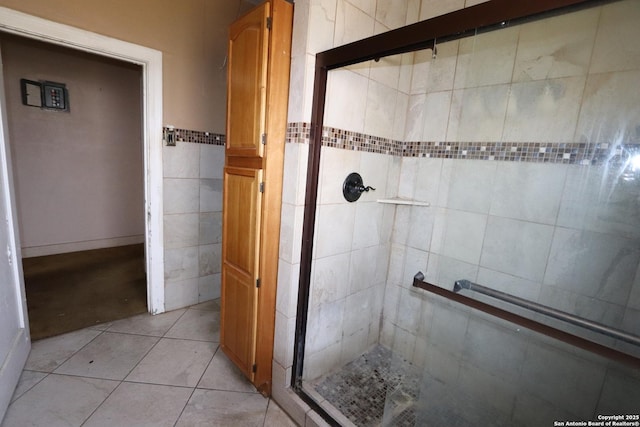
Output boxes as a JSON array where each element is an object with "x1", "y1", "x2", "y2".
[{"x1": 20, "y1": 79, "x2": 69, "y2": 112}]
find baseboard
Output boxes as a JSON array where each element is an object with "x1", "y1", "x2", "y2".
[{"x1": 21, "y1": 235, "x2": 145, "y2": 258}]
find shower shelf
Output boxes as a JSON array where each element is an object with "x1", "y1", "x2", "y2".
[{"x1": 376, "y1": 197, "x2": 430, "y2": 207}]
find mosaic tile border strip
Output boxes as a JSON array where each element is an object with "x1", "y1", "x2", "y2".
[
  {"x1": 286, "y1": 122, "x2": 640, "y2": 165},
  {"x1": 286, "y1": 122, "x2": 403, "y2": 156},
  {"x1": 400, "y1": 141, "x2": 640, "y2": 165},
  {"x1": 164, "y1": 127, "x2": 225, "y2": 146}
]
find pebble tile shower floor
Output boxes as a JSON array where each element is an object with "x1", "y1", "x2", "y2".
[
  {"x1": 312, "y1": 345, "x2": 420, "y2": 426},
  {"x1": 311, "y1": 345, "x2": 508, "y2": 427}
]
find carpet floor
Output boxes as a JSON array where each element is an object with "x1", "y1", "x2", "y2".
[{"x1": 22, "y1": 244, "x2": 147, "y2": 341}]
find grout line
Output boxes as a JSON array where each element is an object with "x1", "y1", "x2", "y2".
[
  {"x1": 7, "y1": 371, "x2": 49, "y2": 405},
  {"x1": 117, "y1": 334, "x2": 162, "y2": 384},
  {"x1": 172, "y1": 385, "x2": 197, "y2": 427},
  {"x1": 37, "y1": 327, "x2": 108, "y2": 376},
  {"x1": 191, "y1": 342, "x2": 220, "y2": 391},
  {"x1": 78, "y1": 376, "x2": 122, "y2": 427},
  {"x1": 7, "y1": 304, "x2": 278, "y2": 427},
  {"x1": 105, "y1": 330, "x2": 219, "y2": 344},
  {"x1": 117, "y1": 378, "x2": 196, "y2": 389}
]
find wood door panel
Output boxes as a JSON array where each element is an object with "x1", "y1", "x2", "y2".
[
  {"x1": 222, "y1": 167, "x2": 261, "y2": 273},
  {"x1": 222, "y1": 0, "x2": 292, "y2": 395},
  {"x1": 221, "y1": 264, "x2": 257, "y2": 375},
  {"x1": 226, "y1": 2, "x2": 269, "y2": 158},
  {"x1": 220, "y1": 166, "x2": 261, "y2": 379}
]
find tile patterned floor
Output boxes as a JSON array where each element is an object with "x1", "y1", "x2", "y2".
[
  {"x1": 312, "y1": 345, "x2": 420, "y2": 427},
  {"x1": 2, "y1": 300, "x2": 298, "y2": 427},
  {"x1": 311, "y1": 345, "x2": 509, "y2": 427}
]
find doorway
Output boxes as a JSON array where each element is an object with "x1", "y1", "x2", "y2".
[
  {"x1": 0, "y1": 7, "x2": 164, "y2": 417},
  {"x1": 0, "y1": 7, "x2": 165, "y2": 318},
  {"x1": 1, "y1": 33, "x2": 148, "y2": 339}
]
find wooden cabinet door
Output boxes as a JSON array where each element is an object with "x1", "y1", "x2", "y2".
[
  {"x1": 222, "y1": 0, "x2": 292, "y2": 395},
  {"x1": 221, "y1": 166, "x2": 262, "y2": 379},
  {"x1": 226, "y1": 2, "x2": 269, "y2": 158}
]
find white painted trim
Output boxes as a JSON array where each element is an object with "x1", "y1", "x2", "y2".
[
  {"x1": 0, "y1": 7, "x2": 165, "y2": 314},
  {"x1": 0, "y1": 45, "x2": 28, "y2": 332},
  {"x1": 0, "y1": 41, "x2": 30, "y2": 421},
  {"x1": 0, "y1": 330, "x2": 30, "y2": 421},
  {"x1": 21, "y1": 235, "x2": 146, "y2": 258}
]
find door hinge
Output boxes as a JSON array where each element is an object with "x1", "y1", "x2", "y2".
[
  {"x1": 256, "y1": 278, "x2": 261, "y2": 288},
  {"x1": 259, "y1": 182, "x2": 265, "y2": 193},
  {"x1": 252, "y1": 364, "x2": 257, "y2": 373},
  {"x1": 266, "y1": 16, "x2": 272, "y2": 30},
  {"x1": 261, "y1": 133, "x2": 267, "y2": 145}
]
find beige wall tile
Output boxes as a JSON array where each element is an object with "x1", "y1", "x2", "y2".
[
  {"x1": 403, "y1": 94, "x2": 426, "y2": 141},
  {"x1": 455, "y1": 26, "x2": 519, "y2": 88},
  {"x1": 310, "y1": 253, "x2": 350, "y2": 307},
  {"x1": 335, "y1": 0, "x2": 375, "y2": 47},
  {"x1": 447, "y1": 85, "x2": 509, "y2": 142},
  {"x1": 369, "y1": 53, "x2": 402, "y2": 90},
  {"x1": 575, "y1": 70, "x2": 640, "y2": 143},
  {"x1": 590, "y1": 0, "x2": 640, "y2": 74},
  {"x1": 421, "y1": 91, "x2": 452, "y2": 141},
  {"x1": 364, "y1": 79, "x2": 398, "y2": 139},
  {"x1": 308, "y1": 0, "x2": 338, "y2": 53},
  {"x1": 318, "y1": 146, "x2": 360, "y2": 204},
  {"x1": 513, "y1": 8, "x2": 599, "y2": 82},
  {"x1": 490, "y1": 162, "x2": 566, "y2": 225},
  {"x1": 446, "y1": 159, "x2": 496, "y2": 214},
  {"x1": 480, "y1": 217, "x2": 554, "y2": 282},
  {"x1": 324, "y1": 69, "x2": 369, "y2": 133},
  {"x1": 419, "y1": 0, "x2": 465, "y2": 21},
  {"x1": 503, "y1": 76, "x2": 586, "y2": 143},
  {"x1": 375, "y1": 0, "x2": 409, "y2": 29}
]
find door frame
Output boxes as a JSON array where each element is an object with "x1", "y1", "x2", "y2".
[
  {"x1": 0, "y1": 41, "x2": 30, "y2": 422},
  {"x1": 0, "y1": 7, "x2": 165, "y2": 314}
]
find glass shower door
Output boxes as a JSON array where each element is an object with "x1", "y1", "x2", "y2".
[{"x1": 394, "y1": 1, "x2": 640, "y2": 425}]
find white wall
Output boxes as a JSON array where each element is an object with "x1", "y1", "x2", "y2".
[{"x1": 2, "y1": 34, "x2": 144, "y2": 256}]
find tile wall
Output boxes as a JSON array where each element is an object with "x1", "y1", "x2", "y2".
[
  {"x1": 385, "y1": 155, "x2": 640, "y2": 350},
  {"x1": 303, "y1": 147, "x2": 398, "y2": 380},
  {"x1": 383, "y1": 0, "x2": 640, "y2": 364},
  {"x1": 162, "y1": 129, "x2": 225, "y2": 311},
  {"x1": 411, "y1": 292, "x2": 640, "y2": 425},
  {"x1": 278, "y1": 0, "x2": 422, "y2": 400}
]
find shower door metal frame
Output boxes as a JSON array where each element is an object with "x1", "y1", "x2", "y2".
[{"x1": 291, "y1": 0, "x2": 620, "y2": 424}]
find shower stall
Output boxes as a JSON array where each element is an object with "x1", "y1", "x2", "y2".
[{"x1": 290, "y1": 0, "x2": 640, "y2": 425}]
